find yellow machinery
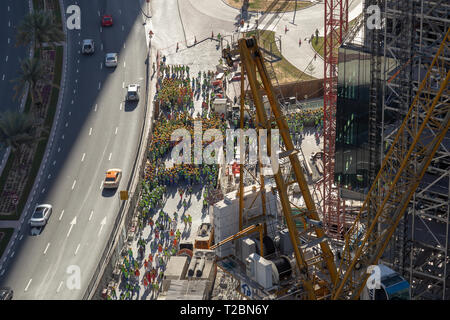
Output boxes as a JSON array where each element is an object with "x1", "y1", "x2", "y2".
[{"x1": 222, "y1": 26, "x2": 449, "y2": 299}]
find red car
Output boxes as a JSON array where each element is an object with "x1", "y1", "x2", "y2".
[{"x1": 101, "y1": 15, "x2": 113, "y2": 27}]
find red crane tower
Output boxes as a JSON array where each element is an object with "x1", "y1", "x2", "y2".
[{"x1": 322, "y1": 0, "x2": 348, "y2": 240}]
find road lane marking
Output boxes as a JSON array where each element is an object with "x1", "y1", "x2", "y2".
[
  {"x1": 8, "y1": 6, "x2": 10, "y2": 11},
  {"x1": 94, "y1": 104, "x2": 98, "y2": 112},
  {"x1": 115, "y1": 127, "x2": 118, "y2": 135},
  {"x1": 100, "y1": 180, "x2": 103, "y2": 189},
  {"x1": 7, "y1": 38, "x2": 10, "y2": 44},
  {"x1": 57, "y1": 281, "x2": 64, "y2": 293},
  {"x1": 76, "y1": 68, "x2": 79, "y2": 73},
  {"x1": 10, "y1": 251, "x2": 15, "y2": 257},
  {"x1": 98, "y1": 82, "x2": 101, "y2": 90},
  {"x1": 69, "y1": 111, "x2": 72, "y2": 116},
  {"x1": 71, "y1": 180, "x2": 76, "y2": 190},
  {"x1": 98, "y1": 217, "x2": 107, "y2": 236},
  {"x1": 123, "y1": 43, "x2": 126, "y2": 49},
  {"x1": 58, "y1": 147, "x2": 61, "y2": 152},
  {"x1": 101, "y1": 43, "x2": 103, "y2": 51},
  {"x1": 8, "y1": 21, "x2": 10, "y2": 27},
  {"x1": 62, "y1": 134, "x2": 65, "y2": 140},
  {"x1": 100, "y1": 62, "x2": 103, "y2": 69},
  {"x1": 74, "y1": 243, "x2": 80, "y2": 255},
  {"x1": 73, "y1": 89, "x2": 76, "y2": 94},
  {"x1": 2, "y1": 74, "x2": 4, "y2": 81},
  {"x1": 71, "y1": 99, "x2": 74, "y2": 104},
  {"x1": 119, "y1": 103, "x2": 122, "y2": 110},
  {"x1": 100, "y1": 27, "x2": 102, "y2": 33},
  {"x1": 59, "y1": 210, "x2": 64, "y2": 221},
  {"x1": 89, "y1": 210, "x2": 94, "y2": 221},
  {"x1": 53, "y1": 160, "x2": 56, "y2": 166},
  {"x1": 122, "y1": 82, "x2": 125, "y2": 88},
  {"x1": 108, "y1": 153, "x2": 112, "y2": 161},
  {"x1": 67, "y1": 217, "x2": 77, "y2": 238},
  {"x1": 65, "y1": 122, "x2": 68, "y2": 127},
  {"x1": 41, "y1": 188, "x2": 46, "y2": 194},
  {"x1": 19, "y1": 235, "x2": 23, "y2": 241},
  {"x1": 48, "y1": 174, "x2": 51, "y2": 179},
  {"x1": 98, "y1": 10, "x2": 100, "y2": 16},
  {"x1": 25, "y1": 279, "x2": 32, "y2": 292},
  {"x1": 44, "y1": 242, "x2": 50, "y2": 254},
  {"x1": 5, "y1": 56, "x2": 8, "y2": 62},
  {"x1": 89, "y1": 128, "x2": 92, "y2": 136},
  {"x1": 81, "y1": 153, "x2": 85, "y2": 162},
  {"x1": 123, "y1": 61, "x2": 126, "y2": 68}
]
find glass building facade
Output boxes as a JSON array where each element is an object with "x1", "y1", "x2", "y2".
[{"x1": 334, "y1": 46, "x2": 372, "y2": 194}]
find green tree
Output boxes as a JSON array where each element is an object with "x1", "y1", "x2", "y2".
[
  {"x1": 12, "y1": 57, "x2": 49, "y2": 107},
  {"x1": 0, "y1": 111, "x2": 42, "y2": 162},
  {"x1": 16, "y1": 10, "x2": 65, "y2": 51}
]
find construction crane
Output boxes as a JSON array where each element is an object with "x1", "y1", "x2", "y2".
[
  {"x1": 210, "y1": 224, "x2": 264, "y2": 256},
  {"x1": 221, "y1": 26, "x2": 449, "y2": 299}
]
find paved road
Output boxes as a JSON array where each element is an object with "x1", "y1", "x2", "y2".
[
  {"x1": 0, "y1": 0, "x2": 150, "y2": 299},
  {"x1": 0, "y1": 0, "x2": 29, "y2": 166}
]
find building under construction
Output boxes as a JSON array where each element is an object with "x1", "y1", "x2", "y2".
[{"x1": 335, "y1": 0, "x2": 449, "y2": 299}]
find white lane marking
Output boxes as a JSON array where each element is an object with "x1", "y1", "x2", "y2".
[
  {"x1": 71, "y1": 180, "x2": 77, "y2": 190},
  {"x1": 61, "y1": 134, "x2": 65, "y2": 140},
  {"x1": 115, "y1": 127, "x2": 118, "y2": 135},
  {"x1": 76, "y1": 69, "x2": 79, "y2": 73},
  {"x1": 19, "y1": 235, "x2": 23, "y2": 241},
  {"x1": 8, "y1": 6, "x2": 10, "y2": 11},
  {"x1": 8, "y1": 21, "x2": 10, "y2": 27},
  {"x1": 71, "y1": 100, "x2": 74, "y2": 104},
  {"x1": 100, "y1": 180, "x2": 103, "y2": 189},
  {"x1": 5, "y1": 56, "x2": 8, "y2": 62},
  {"x1": 25, "y1": 279, "x2": 32, "y2": 292},
  {"x1": 57, "y1": 281, "x2": 64, "y2": 293},
  {"x1": 123, "y1": 43, "x2": 126, "y2": 49},
  {"x1": 73, "y1": 89, "x2": 76, "y2": 94},
  {"x1": 97, "y1": 10, "x2": 100, "y2": 16},
  {"x1": 101, "y1": 43, "x2": 103, "y2": 51},
  {"x1": 122, "y1": 25, "x2": 124, "y2": 31},
  {"x1": 98, "y1": 217, "x2": 107, "y2": 236},
  {"x1": 77, "y1": 59, "x2": 80, "y2": 64},
  {"x1": 59, "y1": 210, "x2": 64, "y2": 221},
  {"x1": 53, "y1": 160, "x2": 56, "y2": 166},
  {"x1": 98, "y1": 82, "x2": 101, "y2": 90},
  {"x1": 123, "y1": 61, "x2": 126, "y2": 68},
  {"x1": 74, "y1": 243, "x2": 80, "y2": 255},
  {"x1": 94, "y1": 104, "x2": 98, "y2": 112},
  {"x1": 89, "y1": 128, "x2": 92, "y2": 136},
  {"x1": 100, "y1": 62, "x2": 103, "y2": 69},
  {"x1": 100, "y1": 27, "x2": 102, "y2": 33},
  {"x1": 89, "y1": 210, "x2": 94, "y2": 221},
  {"x1": 119, "y1": 9, "x2": 122, "y2": 15},
  {"x1": 44, "y1": 243, "x2": 50, "y2": 254},
  {"x1": 2, "y1": 74, "x2": 4, "y2": 81},
  {"x1": 68, "y1": 111, "x2": 72, "y2": 116},
  {"x1": 66, "y1": 217, "x2": 77, "y2": 238},
  {"x1": 81, "y1": 153, "x2": 85, "y2": 162},
  {"x1": 58, "y1": 147, "x2": 61, "y2": 152},
  {"x1": 65, "y1": 122, "x2": 68, "y2": 127},
  {"x1": 41, "y1": 188, "x2": 46, "y2": 194},
  {"x1": 48, "y1": 174, "x2": 51, "y2": 179},
  {"x1": 119, "y1": 103, "x2": 122, "y2": 110},
  {"x1": 122, "y1": 82, "x2": 125, "y2": 88},
  {"x1": 7, "y1": 38, "x2": 10, "y2": 44},
  {"x1": 108, "y1": 153, "x2": 112, "y2": 161},
  {"x1": 10, "y1": 251, "x2": 15, "y2": 257}
]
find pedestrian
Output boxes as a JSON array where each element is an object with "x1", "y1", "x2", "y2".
[
  {"x1": 285, "y1": 25, "x2": 288, "y2": 34},
  {"x1": 299, "y1": 38, "x2": 301, "y2": 46}
]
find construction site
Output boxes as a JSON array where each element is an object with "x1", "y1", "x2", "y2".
[{"x1": 96, "y1": 0, "x2": 449, "y2": 301}]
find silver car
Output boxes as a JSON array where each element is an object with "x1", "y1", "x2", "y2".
[
  {"x1": 29, "y1": 204, "x2": 52, "y2": 227},
  {"x1": 105, "y1": 52, "x2": 118, "y2": 67},
  {"x1": 81, "y1": 39, "x2": 95, "y2": 54}
]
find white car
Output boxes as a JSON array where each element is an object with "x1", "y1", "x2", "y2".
[
  {"x1": 105, "y1": 53, "x2": 118, "y2": 67},
  {"x1": 29, "y1": 204, "x2": 52, "y2": 227},
  {"x1": 126, "y1": 84, "x2": 140, "y2": 101},
  {"x1": 81, "y1": 39, "x2": 94, "y2": 54}
]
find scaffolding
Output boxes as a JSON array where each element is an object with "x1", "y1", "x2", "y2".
[{"x1": 380, "y1": 0, "x2": 450, "y2": 300}]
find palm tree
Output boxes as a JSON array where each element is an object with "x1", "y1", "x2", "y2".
[
  {"x1": 11, "y1": 57, "x2": 47, "y2": 107},
  {"x1": 16, "y1": 10, "x2": 65, "y2": 51},
  {"x1": 0, "y1": 111, "x2": 41, "y2": 163}
]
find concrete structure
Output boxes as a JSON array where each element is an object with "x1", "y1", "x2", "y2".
[{"x1": 162, "y1": 256, "x2": 189, "y2": 292}]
